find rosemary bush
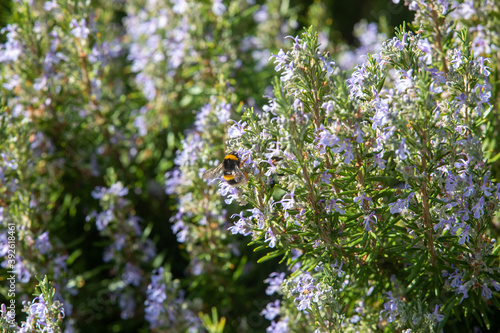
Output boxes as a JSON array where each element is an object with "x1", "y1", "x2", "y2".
[{"x1": 1, "y1": 0, "x2": 500, "y2": 332}]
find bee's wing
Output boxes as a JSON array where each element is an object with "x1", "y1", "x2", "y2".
[
  {"x1": 232, "y1": 166, "x2": 248, "y2": 186},
  {"x1": 202, "y1": 162, "x2": 224, "y2": 180}
]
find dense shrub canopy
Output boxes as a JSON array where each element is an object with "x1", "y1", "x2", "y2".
[{"x1": 0, "y1": 1, "x2": 499, "y2": 332}]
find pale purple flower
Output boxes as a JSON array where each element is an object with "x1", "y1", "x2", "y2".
[
  {"x1": 228, "y1": 120, "x2": 247, "y2": 138},
  {"x1": 389, "y1": 192, "x2": 414, "y2": 214},
  {"x1": 363, "y1": 211, "x2": 378, "y2": 231},
  {"x1": 253, "y1": 5, "x2": 269, "y2": 23},
  {"x1": 379, "y1": 291, "x2": 398, "y2": 323},
  {"x1": 395, "y1": 138, "x2": 410, "y2": 160},
  {"x1": 134, "y1": 115, "x2": 147, "y2": 136},
  {"x1": 481, "y1": 284, "x2": 492, "y2": 299},
  {"x1": 450, "y1": 49, "x2": 463, "y2": 69},
  {"x1": 374, "y1": 152, "x2": 386, "y2": 170},
  {"x1": 266, "y1": 318, "x2": 288, "y2": 333},
  {"x1": 212, "y1": 0, "x2": 226, "y2": 16},
  {"x1": 218, "y1": 180, "x2": 239, "y2": 204},
  {"x1": 35, "y1": 231, "x2": 52, "y2": 255},
  {"x1": 0, "y1": 24, "x2": 22, "y2": 63},
  {"x1": 123, "y1": 263, "x2": 142, "y2": 287},
  {"x1": 265, "y1": 227, "x2": 277, "y2": 248},
  {"x1": 371, "y1": 97, "x2": 390, "y2": 129},
  {"x1": 326, "y1": 198, "x2": 345, "y2": 215},
  {"x1": 280, "y1": 62, "x2": 294, "y2": 82},
  {"x1": 354, "y1": 192, "x2": 372, "y2": 208},
  {"x1": 261, "y1": 300, "x2": 280, "y2": 320},
  {"x1": 264, "y1": 272, "x2": 285, "y2": 296},
  {"x1": 395, "y1": 69, "x2": 413, "y2": 93},
  {"x1": 119, "y1": 293, "x2": 136, "y2": 319},
  {"x1": 172, "y1": 0, "x2": 188, "y2": 14},
  {"x1": 171, "y1": 218, "x2": 188, "y2": 243},
  {"x1": 458, "y1": 224, "x2": 470, "y2": 245},
  {"x1": 472, "y1": 197, "x2": 484, "y2": 219},
  {"x1": 229, "y1": 211, "x2": 253, "y2": 236},
  {"x1": 394, "y1": 33, "x2": 407, "y2": 50},
  {"x1": 270, "y1": 49, "x2": 287, "y2": 72},
  {"x1": 276, "y1": 191, "x2": 295, "y2": 219},
  {"x1": 145, "y1": 267, "x2": 167, "y2": 329},
  {"x1": 70, "y1": 19, "x2": 90, "y2": 39},
  {"x1": 43, "y1": 0, "x2": 57, "y2": 11}
]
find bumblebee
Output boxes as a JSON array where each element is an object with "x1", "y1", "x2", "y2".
[{"x1": 203, "y1": 152, "x2": 248, "y2": 186}]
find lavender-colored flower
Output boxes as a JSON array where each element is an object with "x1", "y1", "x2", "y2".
[
  {"x1": 134, "y1": 115, "x2": 148, "y2": 137},
  {"x1": 316, "y1": 129, "x2": 340, "y2": 154},
  {"x1": 266, "y1": 318, "x2": 288, "y2": 333},
  {"x1": 394, "y1": 33, "x2": 407, "y2": 50},
  {"x1": 29, "y1": 295, "x2": 48, "y2": 326},
  {"x1": 374, "y1": 152, "x2": 386, "y2": 170},
  {"x1": 0, "y1": 24, "x2": 22, "y2": 63},
  {"x1": 326, "y1": 198, "x2": 345, "y2": 215},
  {"x1": 276, "y1": 191, "x2": 295, "y2": 219},
  {"x1": 108, "y1": 182, "x2": 129, "y2": 197},
  {"x1": 112, "y1": 295, "x2": 131, "y2": 321},
  {"x1": 10, "y1": 256, "x2": 31, "y2": 283},
  {"x1": 264, "y1": 272, "x2": 285, "y2": 296},
  {"x1": 363, "y1": 211, "x2": 378, "y2": 231},
  {"x1": 291, "y1": 272, "x2": 316, "y2": 311},
  {"x1": 265, "y1": 227, "x2": 277, "y2": 248},
  {"x1": 395, "y1": 138, "x2": 410, "y2": 160},
  {"x1": 261, "y1": 299, "x2": 280, "y2": 320},
  {"x1": 70, "y1": 19, "x2": 90, "y2": 39},
  {"x1": 0, "y1": 233, "x2": 9, "y2": 257},
  {"x1": 379, "y1": 291, "x2": 398, "y2": 323},
  {"x1": 135, "y1": 73, "x2": 156, "y2": 101},
  {"x1": 481, "y1": 283, "x2": 492, "y2": 300},
  {"x1": 43, "y1": 0, "x2": 57, "y2": 11},
  {"x1": 472, "y1": 197, "x2": 484, "y2": 219},
  {"x1": 145, "y1": 267, "x2": 167, "y2": 329},
  {"x1": 172, "y1": 0, "x2": 188, "y2": 13},
  {"x1": 254, "y1": 5, "x2": 269, "y2": 23},
  {"x1": 395, "y1": 69, "x2": 413, "y2": 93},
  {"x1": 164, "y1": 169, "x2": 183, "y2": 195},
  {"x1": 171, "y1": 217, "x2": 188, "y2": 243},
  {"x1": 218, "y1": 180, "x2": 239, "y2": 204},
  {"x1": 389, "y1": 192, "x2": 414, "y2": 214},
  {"x1": 95, "y1": 209, "x2": 114, "y2": 231},
  {"x1": 371, "y1": 97, "x2": 390, "y2": 129},
  {"x1": 263, "y1": 157, "x2": 278, "y2": 177},
  {"x1": 280, "y1": 62, "x2": 294, "y2": 82},
  {"x1": 35, "y1": 231, "x2": 52, "y2": 255},
  {"x1": 354, "y1": 192, "x2": 372, "y2": 208},
  {"x1": 228, "y1": 120, "x2": 247, "y2": 138},
  {"x1": 212, "y1": 0, "x2": 226, "y2": 16},
  {"x1": 418, "y1": 38, "x2": 433, "y2": 64},
  {"x1": 229, "y1": 211, "x2": 253, "y2": 236},
  {"x1": 123, "y1": 263, "x2": 142, "y2": 287},
  {"x1": 450, "y1": 49, "x2": 463, "y2": 70},
  {"x1": 458, "y1": 224, "x2": 470, "y2": 245},
  {"x1": 52, "y1": 255, "x2": 68, "y2": 279},
  {"x1": 343, "y1": 141, "x2": 354, "y2": 164}
]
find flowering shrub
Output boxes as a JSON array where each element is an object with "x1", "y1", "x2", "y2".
[
  {"x1": 222, "y1": 24, "x2": 500, "y2": 331},
  {"x1": 218, "y1": 6, "x2": 500, "y2": 331},
  {"x1": 1, "y1": 0, "x2": 500, "y2": 332}
]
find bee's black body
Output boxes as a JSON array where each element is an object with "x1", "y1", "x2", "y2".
[
  {"x1": 223, "y1": 153, "x2": 241, "y2": 185},
  {"x1": 202, "y1": 151, "x2": 248, "y2": 187}
]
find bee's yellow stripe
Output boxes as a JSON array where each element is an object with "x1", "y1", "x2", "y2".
[
  {"x1": 223, "y1": 174, "x2": 234, "y2": 181},
  {"x1": 224, "y1": 154, "x2": 239, "y2": 161}
]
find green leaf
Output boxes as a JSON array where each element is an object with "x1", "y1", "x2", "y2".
[{"x1": 257, "y1": 249, "x2": 285, "y2": 263}]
